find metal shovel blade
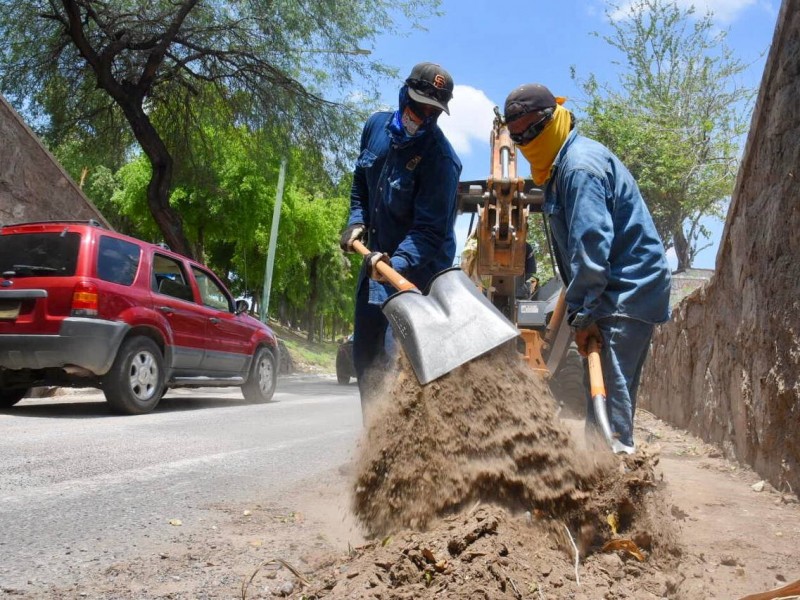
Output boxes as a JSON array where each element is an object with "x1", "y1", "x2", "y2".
[
  {"x1": 588, "y1": 340, "x2": 635, "y2": 454},
  {"x1": 382, "y1": 267, "x2": 520, "y2": 385}
]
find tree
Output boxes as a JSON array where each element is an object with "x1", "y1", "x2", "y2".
[
  {"x1": 0, "y1": 0, "x2": 438, "y2": 258},
  {"x1": 573, "y1": 0, "x2": 755, "y2": 270},
  {"x1": 100, "y1": 118, "x2": 358, "y2": 335}
]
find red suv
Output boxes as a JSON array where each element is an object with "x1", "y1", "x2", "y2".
[{"x1": 0, "y1": 220, "x2": 279, "y2": 414}]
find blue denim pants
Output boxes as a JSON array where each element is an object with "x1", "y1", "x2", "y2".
[
  {"x1": 584, "y1": 316, "x2": 655, "y2": 449},
  {"x1": 352, "y1": 281, "x2": 397, "y2": 414}
]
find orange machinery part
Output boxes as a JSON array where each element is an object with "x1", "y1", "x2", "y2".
[{"x1": 477, "y1": 120, "x2": 528, "y2": 277}]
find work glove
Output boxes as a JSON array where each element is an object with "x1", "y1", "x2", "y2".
[
  {"x1": 339, "y1": 223, "x2": 365, "y2": 253},
  {"x1": 365, "y1": 251, "x2": 391, "y2": 283},
  {"x1": 573, "y1": 322, "x2": 603, "y2": 358}
]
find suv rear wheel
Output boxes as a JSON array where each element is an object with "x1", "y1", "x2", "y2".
[
  {"x1": 103, "y1": 336, "x2": 165, "y2": 415},
  {"x1": 0, "y1": 388, "x2": 28, "y2": 408},
  {"x1": 242, "y1": 346, "x2": 276, "y2": 403}
]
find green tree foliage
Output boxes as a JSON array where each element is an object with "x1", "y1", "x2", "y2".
[
  {"x1": 90, "y1": 117, "x2": 358, "y2": 337},
  {"x1": 0, "y1": 0, "x2": 438, "y2": 258},
  {"x1": 271, "y1": 181, "x2": 356, "y2": 341},
  {"x1": 527, "y1": 212, "x2": 557, "y2": 282},
  {"x1": 573, "y1": 0, "x2": 755, "y2": 270}
]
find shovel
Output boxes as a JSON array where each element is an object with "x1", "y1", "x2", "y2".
[
  {"x1": 587, "y1": 337, "x2": 633, "y2": 454},
  {"x1": 352, "y1": 240, "x2": 519, "y2": 384}
]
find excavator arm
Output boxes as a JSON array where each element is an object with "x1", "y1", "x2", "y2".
[
  {"x1": 476, "y1": 107, "x2": 529, "y2": 280},
  {"x1": 457, "y1": 107, "x2": 567, "y2": 376}
]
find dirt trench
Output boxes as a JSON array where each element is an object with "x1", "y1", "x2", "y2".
[
  {"x1": 288, "y1": 346, "x2": 684, "y2": 599},
  {"x1": 310, "y1": 7, "x2": 800, "y2": 592},
  {"x1": 24, "y1": 371, "x2": 800, "y2": 600}
]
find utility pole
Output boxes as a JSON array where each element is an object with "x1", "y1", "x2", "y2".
[{"x1": 261, "y1": 158, "x2": 287, "y2": 323}]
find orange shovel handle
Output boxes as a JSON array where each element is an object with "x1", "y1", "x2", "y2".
[
  {"x1": 587, "y1": 337, "x2": 606, "y2": 398},
  {"x1": 352, "y1": 240, "x2": 418, "y2": 292},
  {"x1": 586, "y1": 336, "x2": 620, "y2": 452}
]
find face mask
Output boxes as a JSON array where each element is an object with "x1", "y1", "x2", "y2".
[
  {"x1": 388, "y1": 86, "x2": 440, "y2": 146},
  {"x1": 401, "y1": 105, "x2": 424, "y2": 136},
  {"x1": 516, "y1": 105, "x2": 572, "y2": 185}
]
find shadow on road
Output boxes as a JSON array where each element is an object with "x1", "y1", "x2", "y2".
[
  {"x1": 158, "y1": 395, "x2": 279, "y2": 412},
  {"x1": 2, "y1": 375, "x2": 354, "y2": 419},
  {"x1": 1, "y1": 394, "x2": 279, "y2": 419}
]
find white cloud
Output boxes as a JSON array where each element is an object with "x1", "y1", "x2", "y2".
[
  {"x1": 610, "y1": 0, "x2": 756, "y2": 23},
  {"x1": 437, "y1": 84, "x2": 496, "y2": 156}
]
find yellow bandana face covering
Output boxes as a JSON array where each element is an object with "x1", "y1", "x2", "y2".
[{"x1": 518, "y1": 105, "x2": 572, "y2": 185}]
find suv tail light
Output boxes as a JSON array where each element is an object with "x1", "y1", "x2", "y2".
[{"x1": 71, "y1": 281, "x2": 99, "y2": 317}]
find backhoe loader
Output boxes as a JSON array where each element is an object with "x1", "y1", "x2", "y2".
[{"x1": 458, "y1": 107, "x2": 584, "y2": 414}]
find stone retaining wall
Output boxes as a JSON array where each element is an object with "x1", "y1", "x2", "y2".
[
  {"x1": 0, "y1": 94, "x2": 108, "y2": 227},
  {"x1": 639, "y1": 0, "x2": 799, "y2": 494}
]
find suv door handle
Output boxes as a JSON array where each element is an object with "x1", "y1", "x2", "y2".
[
  {"x1": 209, "y1": 317, "x2": 220, "y2": 324},
  {"x1": 158, "y1": 306, "x2": 174, "y2": 314}
]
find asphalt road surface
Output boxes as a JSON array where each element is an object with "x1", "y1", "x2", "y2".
[{"x1": 0, "y1": 375, "x2": 362, "y2": 591}]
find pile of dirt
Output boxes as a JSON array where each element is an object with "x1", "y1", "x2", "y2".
[
  {"x1": 287, "y1": 343, "x2": 682, "y2": 599},
  {"x1": 353, "y1": 343, "x2": 616, "y2": 535},
  {"x1": 289, "y1": 501, "x2": 678, "y2": 600}
]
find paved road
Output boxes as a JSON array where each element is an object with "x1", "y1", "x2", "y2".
[{"x1": 0, "y1": 376, "x2": 361, "y2": 590}]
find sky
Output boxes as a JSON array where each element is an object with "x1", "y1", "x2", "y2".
[{"x1": 360, "y1": 0, "x2": 780, "y2": 270}]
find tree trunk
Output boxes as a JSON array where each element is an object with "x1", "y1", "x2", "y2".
[
  {"x1": 306, "y1": 257, "x2": 320, "y2": 343},
  {"x1": 278, "y1": 297, "x2": 288, "y2": 326},
  {"x1": 195, "y1": 224, "x2": 205, "y2": 263},
  {"x1": 60, "y1": 0, "x2": 195, "y2": 258},
  {"x1": 87, "y1": 85, "x2": 191, "y2": 259},
  {"x1": 119, "y1": 101, "x2": 193, "y2": 258},
  {"x1": 672, "y1": 226, "x2": 691, "y2": 272}
]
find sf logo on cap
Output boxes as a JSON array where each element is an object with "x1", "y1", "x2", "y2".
[{"x1": 433, "y1": 74, "x2": 446, "y2": 89}]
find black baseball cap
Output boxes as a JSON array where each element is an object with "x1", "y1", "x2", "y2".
[
  {"x1": 504, "y1": 83, "x2": 558, "y2": 123},
  {"x1": 405, "y1": 62, "x2": 454, "y2": 114}
]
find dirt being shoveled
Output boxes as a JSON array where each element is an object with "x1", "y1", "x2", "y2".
[
  {"x1": 355, "y1": 343, "x2": 616, "y2": 534},
  {"x1": 290, "y1": 344, "x2": 682, "y2": 599}
]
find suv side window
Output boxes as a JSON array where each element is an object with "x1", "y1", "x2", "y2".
[
  {"x1": 191, "y1": 267, "x2": 232, "y2": 312},
  {"x1": 97, "y1": 236, "x2": 141, "y2": 286},
  {"x1": 152, "y1": 254, "x2": 195, "y2": 302}
]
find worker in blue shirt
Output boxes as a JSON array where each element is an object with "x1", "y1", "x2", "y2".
[
  {"x1": 503, "y1": 83, "x2": 671, "y2": 453},
  {"x1": 339, "y1": 62, "x2": 462, "y2": 419}
]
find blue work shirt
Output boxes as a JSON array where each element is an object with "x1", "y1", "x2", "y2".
[
  {"x1": 348, "y1": 111, "x2": 462, "y2": 305},
  {"x1": 543, "y1": 129, "x2": 671, "y2": 328}
]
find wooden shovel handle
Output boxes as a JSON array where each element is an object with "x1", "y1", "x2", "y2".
[
  {"x1": 586, "y1": 337, "x2": 606, "y2": 398},
  {"x1": 352, "y1": 240, "x2": 418, "y2": 292},
  {"x1": 738, "y1": 578, "x2": 800, "y2": 600}
]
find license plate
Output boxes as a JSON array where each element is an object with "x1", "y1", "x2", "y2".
[{"x1": 0, "y1": 300, "x2": 20, "y2": 320}]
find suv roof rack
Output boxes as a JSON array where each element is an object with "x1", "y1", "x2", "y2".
[{"x1": 1, "y1": 219, "x2": 107, "y2": 230}]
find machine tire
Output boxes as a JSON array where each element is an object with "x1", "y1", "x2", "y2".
[
  {"x1": 550, "y1": 345, "x2": 586, "y2": 418},
  {"x1": 103, "y1": 336, "x2": 165, "y2": 415},
  {"x1": 335, "y1": 353, "x2": 351, "y2": 385},
  {"x1": 0, "y1": 388, "x2": 28, "y2": 408},
  {"x1": 242, "y1": 346, "x2": 277, "y2": 403}
]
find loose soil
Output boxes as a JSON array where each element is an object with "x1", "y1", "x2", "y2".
[
  {"x1": 295, "y1": 345, "x2": 681, "y2": 599},
  {"x1": 288, "y1": 345, "x2": 800, "y2": 600},
  {"x1": 352, "y1": 344, "x2": 619, "y2": 536},
  {"x1": 11, "y1": 349, "x2": 800, "y2": 600}
]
